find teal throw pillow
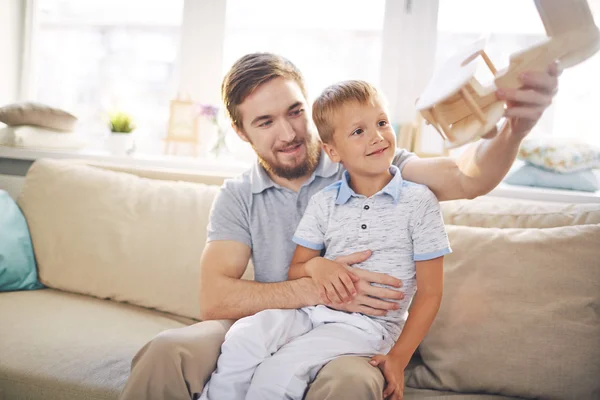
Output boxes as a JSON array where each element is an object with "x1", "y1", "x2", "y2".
[{"x1": 0, "y1": 190, "x2": 43, "y2": 291}]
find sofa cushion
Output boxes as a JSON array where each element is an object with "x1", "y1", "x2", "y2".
[
  {"x1": 0, "y1": 289, "x2": 195, "y2": 400},
  {"x1": 17, "y1": 159, "x2": 220, "y2": 320},
  {"x1": 441, "y1": 196, "x2": 600, "y2": 228},
  {"x1": 406, "y1": 223, "x2": 600, "y2": 400},
  {"x1": 0, "y1": 102, "x2": 78, "y2": 132},
  {"x1": 0, "y1": 190, "x2": 42, "y2": 291}
]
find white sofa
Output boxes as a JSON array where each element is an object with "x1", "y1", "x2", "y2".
[{"x1": 1, "y1": 159, "x2": 599, "y2": 400}]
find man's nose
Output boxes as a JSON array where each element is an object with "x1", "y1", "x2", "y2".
[{"x1": 279, "y1": 119, "x2": 296, "y2": 142}]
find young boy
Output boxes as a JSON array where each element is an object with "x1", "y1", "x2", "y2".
[{"x1": 199, "y1": 80, "x2": 451, "y2": 400}]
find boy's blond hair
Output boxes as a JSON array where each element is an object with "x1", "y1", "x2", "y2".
[{"x1": 312, "y1": 80, "x2": 381, "y2": 143}]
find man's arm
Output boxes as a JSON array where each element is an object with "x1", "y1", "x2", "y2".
[
  {"x1": 199, "y1": 240, "x2": 319, "y2": 321},
  {"x1": 401, "y1": 64, "x2": 560, "y2": 201}
]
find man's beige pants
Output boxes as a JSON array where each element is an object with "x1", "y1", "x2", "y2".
[{"x1": 119, "y1": 319, "x2": 386, "y2": 400}]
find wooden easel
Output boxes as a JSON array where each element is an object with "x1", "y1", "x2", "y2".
[
  {"x1": 416, "y1": 0, "x2": 600, "y2": 148},
  {"x1": 164, "y1": 95, "x2": 199, "y2": 157}
]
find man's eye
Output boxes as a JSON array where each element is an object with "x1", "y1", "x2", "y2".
[
  {"x1": 290, "y1": 108, "x2": 304, "y2": 116},
  {"x1": 351, "y1": 128, "x2": 364, "y2": 136},
  {"x1": 378, "y1": 120, "x2": 388, "y2": 127},
  {"x1": 259, "y1": 120, "x2": 273, "y2": 128}
]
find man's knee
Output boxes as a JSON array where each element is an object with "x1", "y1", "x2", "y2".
[{"x1": 305, "y1": 356, "x2": 385, "y2": 400}]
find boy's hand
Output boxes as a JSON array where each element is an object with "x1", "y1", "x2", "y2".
[
  {"x1": 306, "y1": 257, "x2": 358, "y2": 304},
  {"x1": 369, "y1": 354, "x2": 406, "y2": 400}
]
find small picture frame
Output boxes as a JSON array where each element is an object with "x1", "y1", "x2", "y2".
[{"x1": 165, "y1": 97, "x2": 199, "y2": 156}]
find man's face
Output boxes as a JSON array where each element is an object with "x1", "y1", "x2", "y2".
[
  {"x1": 235, "y1": 77, "x2": 321, "y2": 180},
  {"x1": 323, "y1": 99, "x2": 396, "y2": 177}
]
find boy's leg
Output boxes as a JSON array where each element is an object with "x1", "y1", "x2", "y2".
[
  {"x1": 245, "y1": 320, "x2": 389, "y2": 400},
  {"x1": 119, "y1": 319, "x2": 234, "y2": 400},
  {"x1": 306, "y1": 356, "x2": 386, "y2": 400},
  {"x1": 199, "y1": 309, "x2": 312, "y2": 400}
]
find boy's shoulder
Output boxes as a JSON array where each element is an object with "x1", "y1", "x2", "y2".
[
  {"x1": 400, "y1": 180, "x2": 438, "y2": 205},
  {"x1": 311, "y1": 180, "x2": 342, "y2": 205}
]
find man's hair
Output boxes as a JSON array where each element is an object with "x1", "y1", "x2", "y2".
[
  {"x1": 312, "y1": 80, "x2": 381, "y2": 144},
  {"x1": 221, "y1": 53, "x2": 307, "y2": 131}
]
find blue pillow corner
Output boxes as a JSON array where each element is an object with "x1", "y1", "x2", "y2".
[{"x1": 0, "y1": 190, "x2": 44, "y2": 292}]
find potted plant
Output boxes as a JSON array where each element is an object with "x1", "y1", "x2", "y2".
[{"x1": 106, "y1": 111, "x2": 136, "y2": 155}]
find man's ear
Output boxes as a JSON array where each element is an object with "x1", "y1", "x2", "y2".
[
  {"x1": 323, "y1": 142, "x2": 341, "y2": 163},
  {"x1": 232, "y1": 122, "x2": 250, "y2": 143}
]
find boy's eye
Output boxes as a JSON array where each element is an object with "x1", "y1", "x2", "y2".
[
  {"x1": 378, "y1": 120, "x2": 388, "y2": 127},
  {"x1": 351, "y1": 128, "x2": 364, "y2": 136}
]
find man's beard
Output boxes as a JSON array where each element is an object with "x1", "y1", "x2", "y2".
[{"x1": 254, "y1": 138, "x2": 321, "y2": 180}]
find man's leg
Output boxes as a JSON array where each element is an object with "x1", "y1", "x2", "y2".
[
  {"x1": 306, "y1": 356, "x2": 386, "y2": 400},
  {"x1": 119, "y1": 319, "x2": 233, "y2": 400},
  {"x1": 199, "y1": 309, "x2": 312, "y2": 400},
  {"x1": 246, "y1": 321, "x2": 387, "y2": 400}
]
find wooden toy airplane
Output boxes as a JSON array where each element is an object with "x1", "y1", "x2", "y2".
[{"x1": 416, "y1": 0, "x2": 600, "y2": 148}]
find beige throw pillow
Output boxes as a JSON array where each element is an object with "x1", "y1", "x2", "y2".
[
  {"x1": 441, "y1": 197, "x2": 600, "y2": 228},
  {"x1": 0, "y1": 102, "x2": 77, "y2": 132},
  {"x1": 406, "y1": 224, "x2": 600, "y2": 400},
  {"x1": 18, "y1": 159, "x2": 221, "y2": 320}
]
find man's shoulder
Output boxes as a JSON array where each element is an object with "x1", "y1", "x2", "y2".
[{"x1": 215, "y1": 170, "x2": 253, "y2": 206}]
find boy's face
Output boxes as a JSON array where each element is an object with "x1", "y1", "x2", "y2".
[
  {"x1": 323, "y1": 99, "x2": 396, "y2": 176},
  {"x1": 234, "y1": 77, "x2": 321, "y2": 180}
]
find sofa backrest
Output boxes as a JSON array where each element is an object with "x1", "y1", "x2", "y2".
[{"x1": 17, "y1": 159, "x2": 242, "y2": 320}]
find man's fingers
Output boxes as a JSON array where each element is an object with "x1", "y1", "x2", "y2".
[
  {"x1": 340, "y1": 275, "x2": 357, "y2": 297},
  {"x1": 504, "y1": 105, "x2": 546, "y2": 121},
  {"x1": 335, "y1": 250, "x2": 371, "y2": 266},
  {"x1": 333, "y1": 280, "x2": 351, "y2": 302},
  {"x1": 360, "y1": 283, "x2": 404, "y2": 301},
  {"x1": 498, "y1": 88, "x2": 553, "y2": 107},
  {"x1": 325, "y1": 283, "x2": 341, "y2": 303},
  {"x1": 548, "y1": 60, "x2": 562, "y2": 77},
  {"x1": 352, "y1": 268, "x2": 402, "y2": 288},
  {"x1": 352, "y1": 304, "x2": 387, "y2": 317},
  {"x1": 360, "y1": 295, "x2": 399, "y2": 311}
]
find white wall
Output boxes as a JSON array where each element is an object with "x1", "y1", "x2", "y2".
[
  {"x1": 0, "y1": 174, "x2": 24, "y2": 199},
  {"x1": 0, "y1": 0, "x2": 24, "y2": 107}
]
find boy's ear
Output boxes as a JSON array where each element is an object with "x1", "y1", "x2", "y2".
[
  {"x1": 323, "y1": 142, "x2": 341, "y2": 163},
  {"x1": 232, "y1": 122, "x2": 250, "y2": 143}
]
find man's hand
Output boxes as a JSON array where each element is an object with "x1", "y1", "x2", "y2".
[
  {"x1": 369, "y1": 354, "x2": 406, "y2": 400},
  {"x1": 306, "y1": 257, "x2": 359, "y2": 304},
  {"x1": 320, "y1": 250, "x2": 405, "y2": 317},
  {"x1": 493, "y1": 61, "x2": 561, "y2": 140}
]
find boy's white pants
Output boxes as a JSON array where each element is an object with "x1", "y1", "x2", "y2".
[{"x1": 198, "y1": 305, "x2": 394, "y2": 400}]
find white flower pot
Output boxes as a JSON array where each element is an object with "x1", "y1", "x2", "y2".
[{"x1": 106, "y1": 133, "x2": 135, "y2": 156}]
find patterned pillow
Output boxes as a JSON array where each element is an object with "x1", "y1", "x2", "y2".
[{"x1": 518, "y1": 138, "x2": 600, "y2": 173}]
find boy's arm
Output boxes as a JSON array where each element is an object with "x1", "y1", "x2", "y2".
[
  {"x1": 400, "y1": 64, "x2": 560, "y2": 201},
  {"x1": 387, "y1": 256, "x2": 444, "y2": 368}
]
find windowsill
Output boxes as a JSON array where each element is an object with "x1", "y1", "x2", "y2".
[
  {"x1": 2, "y1": 145, "x2": 599, "y2": 204},
  {"x1": 0, "y1": 145, "x2": 252, "y2": 179}
]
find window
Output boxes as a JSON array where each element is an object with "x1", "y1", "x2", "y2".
[
  {"x1": 223, "y1": 0, "x2": 386, "y2": 100},
  {"x1": 435, "y1": 0, "x2": 600, "y2": 147},
  {"x1": 33, "y1": 0, "x2": 184, "y2": 152}
]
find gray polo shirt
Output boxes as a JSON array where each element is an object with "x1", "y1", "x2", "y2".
[
  {"x1": 292, "y1": 165, "x2": 451, "y2": 339},
  {"x1": 207, "y1": 149, "x2": 415, "y2": 283}
]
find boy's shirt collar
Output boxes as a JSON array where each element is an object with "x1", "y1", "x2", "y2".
[{"x1": 335, "y1": 165, "x2": 403, "y2": 205}]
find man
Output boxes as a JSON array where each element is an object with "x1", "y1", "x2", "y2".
[{"x1": 120, "y1": 53, "x2": 559, "y2": 400}]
